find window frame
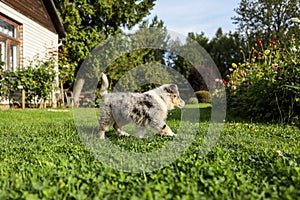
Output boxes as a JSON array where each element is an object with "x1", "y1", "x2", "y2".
[{"x1": 0, "y1": 14, "x2": 20, "y2": 72}]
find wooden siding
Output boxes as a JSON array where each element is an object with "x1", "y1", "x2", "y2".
[
  {"x1": 0, "y1": 1, "x2": 58, "y2": 68},
  {"x1": 0, "y1": 0, "x2": 57, "y2": 34}
]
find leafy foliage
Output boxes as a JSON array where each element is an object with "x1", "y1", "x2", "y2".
[
  {"x1": 227, "y1": 36, "x2": 300, "y2": 124},
  {"x1": 0, "y1": 58, "x2": 56, "y2": 106},
  {"x1": 172, "y1": 29, "x2": 245, "y2": 91},
  {"x1": 0, "y1": 109, "x2": 299, "y2": 199},
  {"x1": 188, "y1": 97, "x2": 198, "y2": 104},
  {"x1": 207, "y1": 29, "x2": 246, "y2": 77},
  {"x1": 195, "y1": 90, "x2": 211, "y2": 103},
  {"x1": 53, "y1": 0, "x2": 156, "y2": 89},
  {"x1": 105, "y1": 17, "x2": 169, "y2": 90},
  {"x1": 232, "y1": 0, "x2": 300, "y2": 43}
]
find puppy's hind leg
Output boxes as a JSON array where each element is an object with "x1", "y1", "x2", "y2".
[
  {"x1": 98, "y1": 114, "x2": 113, "y2": 139},
  {"x1": 98, "y1": 124, "x2": 110, "y2": 139},
  {"x1": 113, "y1": 123, "x2": 130, "y2": 137}
]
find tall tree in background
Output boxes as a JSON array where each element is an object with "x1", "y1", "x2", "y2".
[
  {"x1": 171, "y1": 29, "x2": 245, "y2": 91},
  {"x1": 53, "y1": 0, "x2": 156, "y2": 100},
  {"x1": 232, "y1": 0, "x2": 300, "y2": 43},
  {"x1": 53, "y1": 0, "x2": 155, "y2": 81},
  {"x1": 106, "y1": 16, "x2": 170, "y2": 91},
  {"x1": 208, "y1": 28, "x2": 246, "y2": 78},
  {"x1": 171, "y1": 32, "x2": 210, "y2": 79}
]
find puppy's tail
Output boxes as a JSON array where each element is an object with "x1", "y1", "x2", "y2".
[{"x1": 100, "y1": 73, "x2": 109, "y2": 96}]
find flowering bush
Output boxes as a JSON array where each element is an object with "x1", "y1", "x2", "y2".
[
  {"x1": 227, "y1": 36, "x2": 300, "y2": 124},
  {"x1": 0, "y1": 58, "x2": 56, "y2": 107}
]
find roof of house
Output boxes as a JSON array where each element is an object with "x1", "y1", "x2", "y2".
[
  {"x1": 0, "y1": 0, "x2": 65, "y2": 38},
  {"x1": 42, "y1": 0, "x2": 66, "y2": 38}
]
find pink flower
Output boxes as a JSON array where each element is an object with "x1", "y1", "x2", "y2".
[{"x1": 272, "y1": 65, "x2": 280, "y2": 71}]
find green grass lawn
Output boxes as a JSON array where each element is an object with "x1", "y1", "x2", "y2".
[{"x1": 0, "y1": 105, "x2": 299, "y2": 199}]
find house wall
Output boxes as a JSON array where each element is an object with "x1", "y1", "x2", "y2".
[
  {"x1": 0, "y1": 1, "x2": 60, "y2": 108},
  {"x1": 0, "y1": 1, "x2": 59, "y2": 68}
]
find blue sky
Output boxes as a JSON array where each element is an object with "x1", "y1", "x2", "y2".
[{"x1": 146, "y1": 0, "x2": 240, "y2": 39}]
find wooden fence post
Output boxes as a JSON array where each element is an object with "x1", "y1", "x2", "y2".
[
  {"x1": 21, "y1": 88, "x2": 25, "y2": 109},
  {"x1": 18, "y1": 86, "x2": 25, "y2": 109}
]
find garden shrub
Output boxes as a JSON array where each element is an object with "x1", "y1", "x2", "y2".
[
  {"x1": 195, "y1": 90, "x2": 211, "y2": 103},
  {"x1": 227, "y1": 36, "x2": 300, "y2": 124},
  {"x1": 188, "y1": 97, "x2": 199, "y2": 104},
  {"x1": 0, "y1": 58, "x2": 56, "y2": 107}
]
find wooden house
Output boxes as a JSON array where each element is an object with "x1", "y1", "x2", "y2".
[{"x1": 0, "y1": 0, "x2": 65, "y2": 107}]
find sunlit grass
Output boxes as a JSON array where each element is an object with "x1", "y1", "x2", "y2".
[{"x1": 0, "y1": 108, "x2": 299, "y2": 199}]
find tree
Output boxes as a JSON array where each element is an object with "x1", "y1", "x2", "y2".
[
  {"x1": 187, "y1": 32, "x2": 210, "y2": 50},
  {"x1": 208, "y1": 28, "x2": 246, "y2": 78},
  {"x1": 232, "y1": 0, "x2": 300, "y2": 43},
  {"x1": 53, "y1": 0, "x2": 156, "y2": 101},
  {"x1": 169, "y1": 31, "x2": 213, "y2": 91},
  {"x1": 170, "y1": 29, "x2": 245, "y2": 91},
  {"x1": 105, "y1": 16, "x2": 170, "y2": 92},
  {"x1": 170, "y1": 32, "x2": 210, "y2": 79}
]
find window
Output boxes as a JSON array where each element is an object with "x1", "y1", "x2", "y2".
[{"x1": 0, "y1": 15, "x2": 20, "y2": 71}]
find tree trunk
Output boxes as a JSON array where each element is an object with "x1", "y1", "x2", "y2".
[
  {"x1": 60, "y1": 81, "x2": 65, "y2": 107},
  {"x1": 73, "y1": 78, "x2": 85, "y2": 106},
  {"x1": 51, "y1": 84, "x2": 57, "y2": 108}
]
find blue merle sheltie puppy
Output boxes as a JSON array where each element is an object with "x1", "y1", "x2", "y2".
[{"x1": 98, "y1": 73, "x2": 185, "y2": 139}]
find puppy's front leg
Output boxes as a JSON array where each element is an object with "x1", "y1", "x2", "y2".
[
  {"x1": 161, "y1": 124, "x2": 176, "y2": 136},
  {"x1": 150, "y1": 119, "x2": 176, "y2": 136}
]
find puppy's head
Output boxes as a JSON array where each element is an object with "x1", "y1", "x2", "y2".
[{"x1": 163, "y1": 84, "x2": 185, "y2": 109}]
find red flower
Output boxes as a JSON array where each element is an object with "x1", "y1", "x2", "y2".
[
  {"x1": 257, "y1": 39, "x2": 263, "y2": 46},
  {"x1": 221, "y1": 79, "x2": 227, "y2": 84},
  {"x1": 257, "y1": 52, "x2": 262, "y2": 58},
  {"x1": 238, "y1": 72, "x2": 245, "y2": 77},
  {"x1": 232, "y1": 77, "x2": 237, "y2": 82},
  {"x1": 270, "y1": 39, "x2": 275, "y2": 45},
  {"x1": 221, "y1": 78, "x2": 226, "y2": 85}
]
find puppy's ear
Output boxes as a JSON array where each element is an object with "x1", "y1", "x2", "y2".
[{"x1": 164, "y1": 84, "x2": 178, "y2": 94}]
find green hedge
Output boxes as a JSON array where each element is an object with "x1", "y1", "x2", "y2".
[{"x1": 195, "y1": 90, "x2": 211, "y2": 103}]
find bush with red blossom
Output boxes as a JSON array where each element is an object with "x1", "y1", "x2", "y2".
[{"x1": 226, "y1": 35, "x2": 300, "y2": 124}]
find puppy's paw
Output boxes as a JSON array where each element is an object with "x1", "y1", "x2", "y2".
[
  {"x1": 119, "y1": 130, "x2": 130, "y2": 137},
  {"x1": 161, "y1": 125, "x2": 176, "y2": 137},
  {"x1": 166, "y1": 130, "x2": 176, "y2": 137},
  {"x1": 98, "y1": 131, "x2": 106, "y2": 139}
]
